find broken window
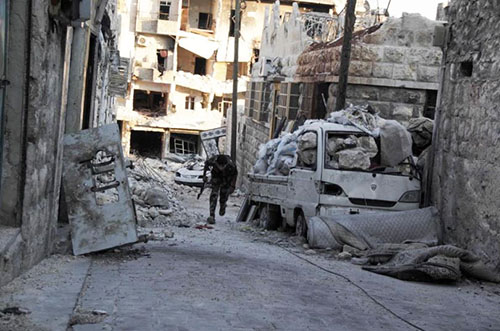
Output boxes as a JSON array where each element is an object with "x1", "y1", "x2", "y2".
[
  {"x1": 185, "y1": 96, "x2": 195, "y2": 110},
  {"x1": 198, "y1": 13, "x2": 212, "y2": 30},
  {"x1": 130, "y1": 130, "x2": 163, "y2": 158},
  {"x1": 133, "y1": 89, "x2": 167, "y2": 114},
  {"x1": 459, "y1": 61, "x2": 473, "y2": 77},
  {"x1": 170, "y1": 133, "x2": 198, "y2": 154},
  {"x1": 194, "y1": 57, "x2": 206, "y2": 75},
  {"x1": 159, "y1": 1, "x2": 171, "y2": 20},
  {"x1": 157, "y1": 49, "x2": 168, "y2": 75}
]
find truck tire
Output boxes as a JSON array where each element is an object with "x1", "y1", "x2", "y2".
[
  {"x1": 295, "y1": 213, "x2": 307, "y2": 238},
  {"x1": 260, "y1": 204, "x2": 281, "y2": 230}
]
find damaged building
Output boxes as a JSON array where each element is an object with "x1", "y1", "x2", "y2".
[
  {"x1": 0, "y1": 0, "x2": 123, "y2": 286},
  {"x1": 115, "y1": 0, "x2": 347, "y2": 158},
  {"x1": 432, "y1": 0, "x2": 500, "y2": 269},
  {"x1": 237, "y1": 1, "x2": 443, "y2": 188}
]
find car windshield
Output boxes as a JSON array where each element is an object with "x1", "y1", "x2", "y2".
[{"x1": 324, "y1": 131, "x2": 415, "y2": 177}]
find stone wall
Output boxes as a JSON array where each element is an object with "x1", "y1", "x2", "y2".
[
  {"x1": 0, "y1": 0, "x2": 67, "y2": 287},
  {"x1": 236, "y1": 116, "x2": 270, "y2": 190},
  {"x1": 296, "y1": 14, "x2": 442, "y2": 123},
  {"x1": 432, "y1": 0, "x2": 500, "y2": 269},
  {"x1": 329, "y1": 83, "x2": 430, "y2": 124}
]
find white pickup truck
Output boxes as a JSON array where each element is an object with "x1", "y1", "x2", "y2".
[{"x1": 246, "y1": 121, "x2": 421, "y2": 236}]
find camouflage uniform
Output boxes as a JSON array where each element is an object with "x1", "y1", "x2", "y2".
[{"x1": 203, "y1": 155, "x2": 238, "y2": 221}]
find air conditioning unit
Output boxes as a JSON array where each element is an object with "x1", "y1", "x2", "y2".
[{"x1": 137, "y1": 36, "x2": 147, "y2": 47}]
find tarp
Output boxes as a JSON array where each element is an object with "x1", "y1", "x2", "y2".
[
  {"x1": 178, "y1": 36, "x2": 219, "y2": 59},
  {"x1": 307, "y1": 207, "x2": 441, "y2": 250}
]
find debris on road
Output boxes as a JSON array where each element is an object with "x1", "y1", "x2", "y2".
[
  {"x1": 128, "y1": 157, "x2": 204, "y2": 229},
  {"x1": 1, "y1": 307, "x2": 30, "y2": 315},
  {"x1": 363, "y1": 245, "x2": 500, "y2": 283}
]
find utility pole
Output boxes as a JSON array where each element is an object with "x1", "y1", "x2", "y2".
[
  {"x1": 335, "y1": 0, "x2": 357, "y2": 111},
  {"x1": 230, "y1": 0, "x2": 241, "y2": 162}
]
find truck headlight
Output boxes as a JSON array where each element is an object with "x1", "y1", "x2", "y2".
[{"x1": 399, "y1": 190, "x2": 420, "y2": 203}]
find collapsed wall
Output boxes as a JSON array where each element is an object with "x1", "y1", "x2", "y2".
[{"x1": 432, "y1": 0, "x2": 500, "y2": 269}]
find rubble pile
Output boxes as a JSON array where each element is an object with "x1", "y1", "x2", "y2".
[
  {"x1": 128, "y1": 158, "x2": 204, "y2": 228},
  {"x1": 253, "y1": 104, "x2": 415, "y2": 175}
]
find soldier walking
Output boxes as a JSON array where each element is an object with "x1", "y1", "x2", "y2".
[{"x1": 202, "y1": 154, "x2": 238, "y2": 224}]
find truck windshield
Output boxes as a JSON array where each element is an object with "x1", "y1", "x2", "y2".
[{"x1": 324, "y1": 131, "x2": 416, "y2": 177}]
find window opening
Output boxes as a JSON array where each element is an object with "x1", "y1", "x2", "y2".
[
  {"x1": 229, "y1": 10, "x2": 240, "y2": 37},
  {"x1": 157, "y1": 49, "x2": 168, "y2": 76},
  {"x1": 130, "y1": 131, "x2": 163, "y2": 158},
  {"x1": 198, "y1": 13, "x2": 212, "y2": 30},
  {"x1": 185, "y1": 96, "x2": 195, "y2": 110},
  {"x1": 459, "y1": 61, "x2": 473, "y2": 77},
  {"x1": 133, "y1": 90, "x2": 166, "y2": 114},
  {"x1": 423, "y1": 90, "x2": 437, "y2": 119},
  {"x1": 170, "y1": 133, "x2": 198, "y2": 154},
  {"x1": 194, "y1": 57, "x2": 206, "y2": 75},
  {"x1": 159, "y1": 1, "x2": 171, "y2": 20}
]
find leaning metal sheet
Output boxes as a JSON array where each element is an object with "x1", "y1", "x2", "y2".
[{"x1": 62, "y1": 124, "x2": 138, "y2": 255}]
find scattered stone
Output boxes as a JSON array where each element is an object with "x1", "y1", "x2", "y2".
[
  {"x1": 338, "y1": 251, "x2": 353, "y2": 260},
  {"x1": 303, "y1": 243, "x2": 310, "y2": 249},
  {"x1": 148, "y1": 208, "x2": 160, "y2": 218},
  {"x1": 1, "y1": 307, "x2": 30, "y2": 315},
  {"x1": 158, "y1": 209, "x2": 173, "y2": 216},
  {"x1": 343, "y1": 244, "x2": 363, "y2": 257},
  {"x1": 305, "y1": 249, "x2": 317, "y2": 255},
  {"x1": 164, "y1": 230, "x2": 174, "y2": 238}
]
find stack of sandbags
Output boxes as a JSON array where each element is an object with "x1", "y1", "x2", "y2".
[{"x1": 407, "y1": 117, "x2": 434, "y2": 155}]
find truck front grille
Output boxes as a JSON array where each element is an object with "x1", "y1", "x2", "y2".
[{"x1": 348, "y1": 198, "x2": 397, "y2": 208}]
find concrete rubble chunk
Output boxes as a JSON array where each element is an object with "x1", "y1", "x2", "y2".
[
  {"x1": 144, "y1": 188, "x2": 171, "y2": 207},
  {"x1": 336, "y1": 148, "x2": 371, "y2": 170}
]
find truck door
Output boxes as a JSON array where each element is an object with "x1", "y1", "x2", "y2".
[{"x1": 287, "y1": 130, "x2": 320, "y2": 219}]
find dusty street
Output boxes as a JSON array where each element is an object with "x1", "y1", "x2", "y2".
[{"x1": 1, "y1": 191, "x2": 500, "y2": 331}]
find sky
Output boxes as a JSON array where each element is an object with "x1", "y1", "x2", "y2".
[{"x1": 366, "y1": 0, "x2": 443, "y2": 20}]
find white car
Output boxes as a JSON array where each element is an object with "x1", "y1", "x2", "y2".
[{"x1": 174, "y1": 161, "x2": 210, "y2": 187}]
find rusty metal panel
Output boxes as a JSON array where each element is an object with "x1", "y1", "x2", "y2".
[{"x1": 62, "y1": 124, "x2": 137, "y2": 255}]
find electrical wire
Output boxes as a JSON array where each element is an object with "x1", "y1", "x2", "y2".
[{"x1": 280, "y1": 246, "x2": 426, "y2": 331}]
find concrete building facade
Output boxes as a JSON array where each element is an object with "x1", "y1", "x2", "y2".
[
  {"x1": 115, "y1": 0, "x2": 343, "y2": 159},
  {"x1": 0, "y1": 0, "x2": 122, "y2": 286},
  {"x1": 432, "y1": 0, "x2": 500, "y2": 269}
]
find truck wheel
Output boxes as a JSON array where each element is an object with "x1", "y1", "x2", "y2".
[
  {"x1": 295, "y1": 213, "x2": 307, "y2": 238},
  {"x1": 261, "y1": 204, "x2": 281, "y2": 230}
]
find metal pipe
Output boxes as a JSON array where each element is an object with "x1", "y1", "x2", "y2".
[
  {"x1": 230, "y1": 0, "x2": 241, "y2": 162},
  {"x1": 335, "y1": 0, "x2": 356, "y2": 111}
]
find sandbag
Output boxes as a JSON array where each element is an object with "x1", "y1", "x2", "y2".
[{"x1": 379, "y1": 120, "x2": 413, "y2": 167}]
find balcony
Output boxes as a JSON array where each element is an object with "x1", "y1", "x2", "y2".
[
  {"x1": 136, "y1": 9, "x2": 179, "y2": 36},
  {"x1": 134, "y1": 67, "x2": 175, "y2": 85}
]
